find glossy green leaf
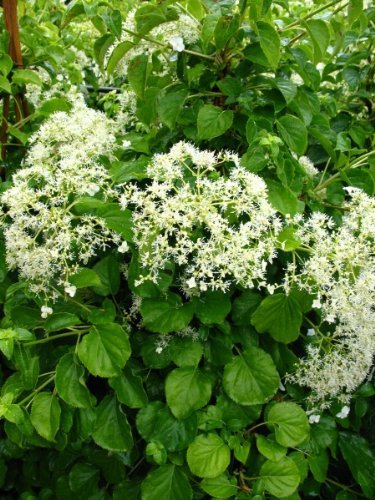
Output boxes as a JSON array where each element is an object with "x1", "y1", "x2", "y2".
[
  {"x1": 257, "y1": 21, "x2": 280, "y2": 69},
  {"x1": 268, "y1": 403, "x2": 310, "y2": 447},
  {"x1": 194, "y1": 291, "x2": 231, "y2": 325},
  {"x1": 56, "y1": 353, "x2": 94, "y2": 408},
  {"x1": 277, "y1": 115, "x2": 308, "y2": 155},
  {"x1": 140, "y1": 293, "x2": 195, "y2": 334},
  {"x1": 128, "y1": 54, "x2": 148, "y2": 99},
  {"x1": 92, "y1": 396, "x2": 133, "y2": 451},
  {"x1": 251, "y1": 293, "x2": 302, "y2": 343},
  {"x1": 197, "y1": 105, "x2": 233, "y2": 140},
  {"x1": 136, "y1": 401, "x2": 197, "y2": 452},
  {"x1": 0, "y1": 75, "x2": 11, "y2": 94},
  {"x1": 141, "y1": 464, "x2": 192, "y2": 500},
  {"x1": 258, "y1": 457, "x2": 300, "y2": 497},
  {"x1": 256, "y1": 434, "x2": 287, "y2": 462},
  {"x1": 30, "y1": 392, "x2": 61, "y2": 442},
  {"x1": 200, "y1": 474, "x2": 238, "y2": 498},
  {"x1": 187, "y1": 433, "x2": 231, "y2": 479},
  {"x1": 109, "y1": 367, "x2": 148, "y2": 408},
  {"x1": 339, "y1": 432, "x2": 375, "y2": 497},
  {"x1": 77, "y1": 324, "x2": 131, "y2": 377},
  {"x1": 165, "y1": 367, "x2": 212, "y2": 419},
  {"x1": 223, "y1": 347, "x2": 280, "y2": 405},
  {"x1": 12, "y1": 69, "x2": 42, "y2": 87}
]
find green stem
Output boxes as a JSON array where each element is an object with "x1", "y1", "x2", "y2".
[
  {"x1": 23, "y1": 330, "x2": 85, "y2": 347},
  {"x1": 182, "y1": 48, "x2": 216, "y2": 61},
  {"x1": 314, "y1": 151, "x2": 375, "y2": 192},
  {"x1": 280, "y1": 0, "x2": 346, "y2": 32},
  {"x1": 325, "y1": 478, "x2": 367, "y2": 498},
  {"x1": 244, "y1": 421, "x2": 267, "y2": 436},
  {"x1": 17, "y1": 374, "x2": 55, "y2": 406}
]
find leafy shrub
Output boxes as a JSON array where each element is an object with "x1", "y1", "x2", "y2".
[{"x1": 0, "y1": 0, "x2": 374, "y2": 498}]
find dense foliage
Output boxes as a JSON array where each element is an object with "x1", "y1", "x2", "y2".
[{"x1": 0, "y1": 0, "x2": 374, "y2": 498}]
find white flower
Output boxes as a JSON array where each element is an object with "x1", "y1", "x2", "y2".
[
  {"x1": 86, "y1": 183, "x2": 100, "y2": 196},
  {"x1": 64, "y1": 284, "x2": 77, "y2": 297},
  {"x1": 41, "y1": 305, "x2": 53, "y2": 318},
  {"x1": 1, "y1": 99, "x2": 120, "y2": 299},
  {"x1": 299, "y1": 156, "x2": 319, "y2": 177},
  {"x1": 121, "y1": 141, "x2": 281, "y2": 293},
  {"x1": 308, "y1": 414, "x2": 321, "y2": 424},
  {"x1": 169, "y1": 36, "x2": 185, "y2": 52},
  {"x1": 118, "y1": 241, "x2": 129, "y2": 254},
  {"x1": 336, "y1": 406, "x2": 350, "y2": 419},
  {"x1": 186, "y1": 277, "x2": 197, "y2": 289},
  {"x1": 285, "y1": 191, "x2": 375, "y2": 411},
  {"x1": 155, "y1": 346, "x2": 163, "y2": 354},
  {"x1": 122, "y1": 140, "x2": 131, "y2": 148},
  {"x1": 109, "y1": 9, "x2": 200, "y2": 77},
  {"x1": 307, "y1": 328, "x2": 316, "y2": 336}
]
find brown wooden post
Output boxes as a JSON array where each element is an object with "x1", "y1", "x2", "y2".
[{"x1": 1, "y1": 0, "x2": 29, "y2": 165}]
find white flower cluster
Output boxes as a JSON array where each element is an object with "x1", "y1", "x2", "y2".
[
  {"x1": 299, "y1": 155, "x2": 319, "y2": 177},
  {"x1": 112, "y1": 9, "x2": 200, "y2": 77},
  {"x1": 120, "y1": 141, "x2": 281, "y2": 293},
  {"x1": 0, "y1": 98, "x2": 122, "y2": 300},
  {"x1": 285, "y1": 189, "x2": 375, "y2": 410}
]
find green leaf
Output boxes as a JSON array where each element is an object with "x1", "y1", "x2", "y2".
[
  {"x1": 256, "y1": 435, "x2": 287, "y2": 462},
  {"x1": 266, "y1": 180, "x2": 304, "y2": 216},
  {"x1": 158, "y1": 86, "x2": 187, "y2": 129},
  {"x1": 187, "y1": 433, "x2": 231, "y2": 479},
  {"x1": 214, "y1": 16, "x2": 240, "y2": 50},
  {"x1": 94, "y1": 33, "x2": 116, "y2": 70},
  {"x1": 30, "y1": 392, "x2": 61, "y2": 442},
  {"x1": 277, "y1": 115, "x2": 307, "y2": 155},
  {"x1": 304, "y1": 19, "x2": 330, "y2": 64},
  {"x1": 257, "y1": 21, "x2": 280, "y2": 69},
  {"x1": 56, "y1": 353, "x2": 94, "y2": 408},
  {"x1": 197, "y1": 105, "x2": 233, "y2": 140},
  {"x1": 267, "y1": 403, "x2": 310, "y2": 447},
  {"x1": 92, "y1": 254, "x2": 120, "y2": 296},
  {"x1": 0, "y1": 53, "x2": 13, "y2": 76},
  {"x1": 0, "y1": 75, "x2": 11, "y2": 94},
  {"x1": 97, "y1": 204, "x2": 133, "y2": 241},
  {"x1": 107, "y1": 40, "x2": 134, "y2": 75},
  {"x1": 140, "y1": 293, "x2": 195, "y2": 334},
  {"x1": 135, "y1": 5, "x2": 178, "y2": 36},
  {"x1": 69, "y1": 268, "x2": 102, "y2": 289},
  {"x1": 251, "y1": 293, "x2": 302, "y2": 343},
  {"x1": 128, "y1": 54, "x2": 148, "y2": 99},
  {"x1": 348, "y1": 0, "x2": 363, "y2": 24},
  {"x1": 170, "y1": 337, "x2": 203, "y2": 367},
  {"x1": 69, "y1": 463, "x2": 100, "y2": 496},
  {"x1": 346, "y1": 169, "x2": 374, "y2": 195},
  {"x1": 231, "y1": 291, "x2": 262, "y2": 325},
  {"x1": 38, "y1": 98, "x2": 72, "y2": 116},
  {"x1": 258, "y1": 457, "x2": 300, "y2": 498},
  {"x1": 12, "y1": 69, "x2": 42, "y2": 87},
  {"x1": 194, "y1": 291, "x2": 231, "y2": 325},
  {"x1": 77, "y1": 324, "x2": 131, "y2": 377},
  {"x1": 44, "y1": 312, "x2": 81, "y2": 332},
  {"x1": 275, "y1": 78, "x2": 297, "y2": 104},
  {"x1": 308, "y1": 451, "x2": 329, "y2": 483},
  {"x1": 92, "y1": 395, "x2": 133, "y2": 452},
  {"x1": 165, "y1": 367, "x2": 212, "y2": 419},
  {"x1": 109, "y1": 367, "x2": 148, "y2": 408},
  {"x1": 339, "y1": 432, "x2": 375, "y2": 497},
  {"x1": 141, "y1": 465, "x2": 192, "y2": 500},
  {"x1": 201, "y1": 474, "x2": 238, "y2": 498},
  {"x1": 106, "y1": 9, "x2": 122, "y2": 39},
  {"x1": 136, "y1": 401, "x2": 197, "y2": 452},
  {"x1": 223, "y1": 346, "x2": 280, "y2": 405}
]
